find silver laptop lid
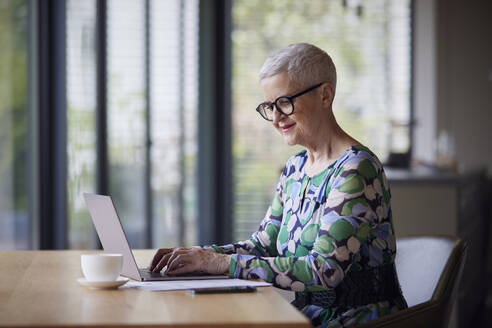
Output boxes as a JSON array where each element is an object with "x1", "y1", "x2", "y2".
[{"x1": 83, "y1": 193, "x2": 141, "y2": 281}]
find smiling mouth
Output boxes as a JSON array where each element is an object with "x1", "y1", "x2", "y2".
[{"x1": 280, "y1": 123, "x2": 296, "y2": 132}]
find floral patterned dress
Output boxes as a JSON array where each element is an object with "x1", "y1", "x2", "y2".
[{"x1": 205, "y1": 145, "x2": 407, "y2": 327}]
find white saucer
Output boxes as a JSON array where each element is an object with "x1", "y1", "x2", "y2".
[{"x1": 77, "y1": 276, "x2": 129, "y2": 289}]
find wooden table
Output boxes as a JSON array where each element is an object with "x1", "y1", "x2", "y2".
[{"x1": 0, "y1": 250, "x2": 310, "y2": 328}]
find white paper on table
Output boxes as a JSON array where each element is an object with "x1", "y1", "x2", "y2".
[{"x1": 122, "y1": 278, "x2": 271, "y2": 291}]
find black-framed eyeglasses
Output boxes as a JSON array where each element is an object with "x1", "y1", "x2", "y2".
[{"x1": 256, "y1": 82, "x2": 324, "y2": 121}]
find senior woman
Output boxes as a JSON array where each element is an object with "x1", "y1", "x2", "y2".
[{"x1": 150, "y1": 43, "x2": 407, "y2": 327}]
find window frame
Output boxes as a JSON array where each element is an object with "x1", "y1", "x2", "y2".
[
  {"x1": 38, "y1": 0, "x2": 68, "y2": 249},
  {"x1": 197, "y1": 0, "x2": 233, "y2": 245}
]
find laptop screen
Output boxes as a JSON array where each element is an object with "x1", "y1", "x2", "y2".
[{"x1": 83, "y1": 193, "x2": 141, "y2": 280}]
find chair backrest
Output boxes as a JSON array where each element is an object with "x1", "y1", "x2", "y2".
[{"x1": 358, "y1": 235, "x2": 467, "y2": 328}]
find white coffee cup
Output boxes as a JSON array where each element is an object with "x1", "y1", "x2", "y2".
[{"x1": 81, "y1": 253, "x2": 123, "y2": 282}]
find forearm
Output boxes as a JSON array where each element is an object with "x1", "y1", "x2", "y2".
[
  {"x1": 202, "y1": 225, "x2": 280, "y2": 257},
  {"x1": 201, "y1": 241, "x2": 257, "y2": 255},
  {"x1": 229, "y1": 253, "x2": 345, "y2": 292}
]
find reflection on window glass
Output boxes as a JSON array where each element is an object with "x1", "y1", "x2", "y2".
[
  {"x1": 232, "y1": 0, "x2": 411, "y2": 240},
  {"x1": 0, "y1": 0, "x2": 30, "y2": 250},
  {"x1": 66, "y1": 0, "x2": 98, "y2": 249},
  {"x1": 150, "y1": 0, "x2": 199, "y2": 247},
  {"x1": 107, "y1": 0, "x2": 147, "y2": 248}
]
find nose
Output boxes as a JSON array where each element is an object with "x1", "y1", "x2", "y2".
[{"x1": 272, "y1": 106, "x2": 282, "y2": 124}]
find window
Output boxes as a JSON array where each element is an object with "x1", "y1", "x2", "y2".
[
  {"x1": 0, "y1": 0, "x2": 32, "y2": 249},
  {"x1": 231, "y1": 0, "x2": 412, "y2": 240},
  {"x1": 66, "y1": 0, "x2": 199, "y2": 249},
  {"x1": 106, "y1": 0, "x2": 148, "y2": 248},
  {"x1": 66, "y1": 0, "x2": 98, "y2": 249},
  {"x1": 150, "y1": 0, "x2": 199, "y2": 247}
]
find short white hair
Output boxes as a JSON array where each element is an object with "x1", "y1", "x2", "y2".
[{"x1": 259, "y1": 43, "x2": 337, "y2": 91}]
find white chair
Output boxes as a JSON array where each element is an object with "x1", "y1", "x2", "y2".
[{"x1": 358, "y1": 235, "x2": 467, "y2": 328}]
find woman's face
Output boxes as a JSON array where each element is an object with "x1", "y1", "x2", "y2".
[{"x1": 260, "y1": 72, "x2": 325, "y2": 148}]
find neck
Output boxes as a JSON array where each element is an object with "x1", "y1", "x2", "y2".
[{"x1": 304, "y1": 111, "x2": 358, "y2": 174}]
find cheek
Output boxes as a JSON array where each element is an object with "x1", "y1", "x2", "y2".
[
  {"x1": 294, "y1": 114, "x2": 320, "y2": 143},
  {"x1": 296, "y1": 122, "x2": 314, "y2": 140},
  {"x1": 292, "y1": 112, "x2": 313, "y2": 133},
  {"x1": 286, "y1": 117, "x2": 309, "y2": 143}
]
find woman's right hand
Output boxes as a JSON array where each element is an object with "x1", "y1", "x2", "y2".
[
  {"x1": 149, "y1": 247, "x2": 230, "y2": 275},
  {"x1": 149, "y1": 247, "x2": 186, "y2": 272}
]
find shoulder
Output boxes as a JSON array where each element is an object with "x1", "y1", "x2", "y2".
[
  {"x1": 323, "y1": 146, "x2": 390, "y2": 219},
  {"x1": 326, "y1": 145, "x2": 386, "y2": 199},
  {"x1": 336, "y1": 145, "x2": 384, "y2": 179},
  {"x1": 329, "y1": 145, "x2": 391, "y2": 207}
]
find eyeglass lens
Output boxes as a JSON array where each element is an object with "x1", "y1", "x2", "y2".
[
  {"x1": 276, "y1": 97, "x2": 293, "y2": 114},
  {"x1": 259, "y1": 97, "x2": 293, "y2": 121}
]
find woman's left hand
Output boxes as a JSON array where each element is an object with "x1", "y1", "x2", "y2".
[{"x1": 152, "y1": 247, "x2": 231, "y2": 276}]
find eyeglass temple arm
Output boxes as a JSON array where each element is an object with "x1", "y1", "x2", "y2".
[{"x1": 290, "y1": 82, "x2": 324, "y2": 100}]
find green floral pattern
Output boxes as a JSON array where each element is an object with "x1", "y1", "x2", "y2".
[{"x1": 205, "y1": 145, "x2": 406, "y2": 327}]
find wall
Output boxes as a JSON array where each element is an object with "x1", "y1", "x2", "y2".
[
  {"x1": 436, "y1": 0, "x2": 492, "y2": 175},
  {"x1": 413, "y1": 0, "x2": 437, "y2": 164},
  {"x1": 398, "y1": 2, "x2": 492, "y2": 324},
  {"x1": 435, "y1": 0, "x2": 492, "y2": 283}
]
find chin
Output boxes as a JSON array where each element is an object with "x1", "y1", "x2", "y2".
[{"x1": 283, "y1": 135, "x2": 298, "y2": 146}]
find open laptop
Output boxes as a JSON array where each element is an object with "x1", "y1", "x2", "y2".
[{"x1": 83, "y1": 193, "x2": 228, "y2": 281}]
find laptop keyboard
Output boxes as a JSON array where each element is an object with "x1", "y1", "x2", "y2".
[
  {"x1": 138, "y1": 268, "x2": 166, "y2": 279},
  {"x1": 138, "y1": 268, "x2": 210, "y2": 279}
]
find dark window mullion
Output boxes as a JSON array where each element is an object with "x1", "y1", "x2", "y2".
[
  {"x1": 144, "y1": 0, "x2": 153, "y2": 248},
  {"x1": 28, "y1": 0, "x2": 39, "y2": 250},
  {"x1": 96, "y1": 0, "x2": 108, "y2": 198},
  {"x1": 218, "y1": 0, "x2": 233, "y2": 245},
  {"x1": 177, "y1": 0, "x2": 186, "y2": 246},
  {"x1": 95, "y1": 0, "x2": 108, "y2": 250},
  {"x1": 38, "y1": 0, "x2": 67, "y2": 250},
  {"x1": 409, "y1": 0, "x2": 415, "y2": 160},
  {"x1": 198, "y1": 0, "x2": 232, "y2": 245}
]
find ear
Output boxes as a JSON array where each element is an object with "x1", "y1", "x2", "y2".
[{"x1": 320, "y1": 82, "x2": 335, "y2": 108}]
